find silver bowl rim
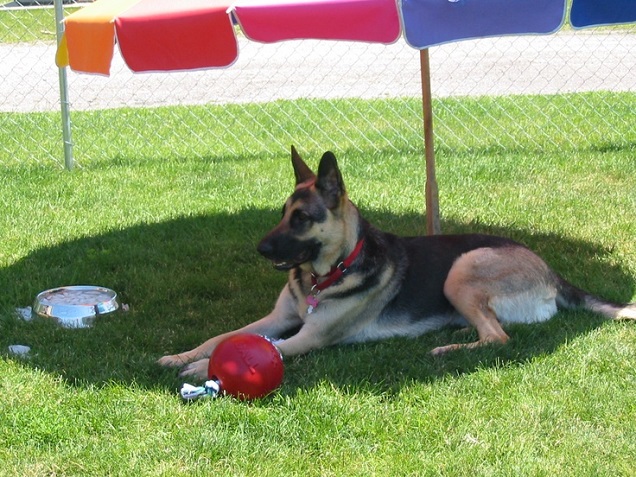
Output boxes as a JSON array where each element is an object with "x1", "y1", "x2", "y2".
[{"x1": 32, "y1": 285, "x2": 120, "y2": 325}]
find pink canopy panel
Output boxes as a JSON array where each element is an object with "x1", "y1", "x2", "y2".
[{"x1": 231, "y1": 0, "x2": 401, "y2": 43}]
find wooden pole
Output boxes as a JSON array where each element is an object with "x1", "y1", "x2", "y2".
[{"x1": 420, "y1": 49, "x2": 440, "y2": 235}]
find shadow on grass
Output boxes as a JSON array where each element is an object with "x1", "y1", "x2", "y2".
[{"x1": 0, "y1": 208, "x2": 633, "y2": 396}]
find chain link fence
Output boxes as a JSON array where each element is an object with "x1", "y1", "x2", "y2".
[{"x1": 1, "y1": 2, "x2": 635, "y2": 168}]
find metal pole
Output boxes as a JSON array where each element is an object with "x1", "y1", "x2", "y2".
[
  {"x1": 54, "y1": 0, "x2": 74, "y2": 170},
  {"x1": 419, "y1": 49, "x2": 440, "y2": 235}
]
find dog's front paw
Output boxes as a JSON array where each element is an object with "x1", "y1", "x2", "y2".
[
  {"x1": 157, "y1": 353, "x2": 191, "y2": 368},
  {"x1": 178, "y1": 359, "x2": 210, "y2": 380}
]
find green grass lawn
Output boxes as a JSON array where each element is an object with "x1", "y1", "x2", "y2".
[
  {"x1": 1, "y1": 93, "x2": 635, "y2": 476},
  {"x1": 0, "y1": 7, "x2": 77, "y2": 44}
]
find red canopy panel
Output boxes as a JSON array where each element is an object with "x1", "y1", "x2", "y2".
[{"x1": 116, "y1": 0, "x2": 238, "y2": 72}]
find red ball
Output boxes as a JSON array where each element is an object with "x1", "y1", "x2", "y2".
[{"x1": 208, "y1": 334, "x2": 284, "y2": 400}]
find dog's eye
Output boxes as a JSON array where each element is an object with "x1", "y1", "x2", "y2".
[{"x1": 292, "y1": 210, "x2": 312, "y2": 226}]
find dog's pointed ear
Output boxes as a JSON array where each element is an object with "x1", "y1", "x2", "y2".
[
  {"x1": 291, "y1": 146, "x2": 316, "y2": 186},
  {"x1": 316, "y1": 151, "x2": 346, "y2": 209}
]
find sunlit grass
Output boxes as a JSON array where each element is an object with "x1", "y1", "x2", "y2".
[{"x1": 0, "y1": 93, "x2": 635, "y2": 475}]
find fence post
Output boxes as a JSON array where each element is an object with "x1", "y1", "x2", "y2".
[{"x1": 54, "y1": 0, "x2": 74, "y2": 170}]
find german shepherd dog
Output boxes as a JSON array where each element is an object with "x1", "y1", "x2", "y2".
[{"x1": 159, "y1": 147, "x2": 636, "y2": 379}]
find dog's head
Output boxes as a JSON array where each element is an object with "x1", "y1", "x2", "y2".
[{"x1": 257, "y1": 146, "x2": 356, "y2": 274}]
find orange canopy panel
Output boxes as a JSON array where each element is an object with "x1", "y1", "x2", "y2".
[
  {"x1": 57, "y1": 0, "x2": 237, "y2": 75},
  {"x1": 231, "y1": 0, "x2": 401, "y2": 43},
  {"x1": 58, "y1": 0, "x2": 143, "y2": 75}
]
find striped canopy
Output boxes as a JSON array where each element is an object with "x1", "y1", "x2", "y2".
[{"x1": 56, "y1": 0, "x2": 634, "y2": 76}]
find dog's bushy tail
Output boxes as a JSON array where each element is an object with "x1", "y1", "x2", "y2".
[{"x1": 556, "y1": 277, "x2": 636, "y2": 320}]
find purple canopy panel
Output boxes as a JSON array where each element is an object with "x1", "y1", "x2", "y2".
[
  {"x1": 401, "y1": 0, "x2": 566, "y2": 49},
  {"x1": 571, "y1": 0, "x2": 636, "y2": 29}
]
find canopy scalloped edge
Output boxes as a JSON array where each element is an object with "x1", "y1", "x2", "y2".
[{"x1": 56, "y1": 0, "x2": 634, "y2": 76}]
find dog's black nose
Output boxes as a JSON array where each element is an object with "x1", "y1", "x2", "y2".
[{"x1": 257, "y1": 238, "x2": 274, "y2": 258}]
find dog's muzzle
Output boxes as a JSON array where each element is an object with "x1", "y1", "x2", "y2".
[{"x1": 257, "y1": 236, "x2": 319, "y2": 271}]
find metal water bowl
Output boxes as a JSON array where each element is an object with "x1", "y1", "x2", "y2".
[{"x1": 32, "y1": 285, "x2": 120, "y2": 328}]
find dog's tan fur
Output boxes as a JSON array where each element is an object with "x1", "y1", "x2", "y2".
[{"x1": 159, "y1": 147, "x2": 636, "y2": 380}]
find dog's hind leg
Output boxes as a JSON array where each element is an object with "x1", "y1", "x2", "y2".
[
  {"x1": 431, "y1": 247, "x2": 518, "y2": 355},
  {"x1": 432, "y1": 246, "x2": 560, "y2": 355},
  {"x1": 431, "y1": 289, "x2": 510, "y2": 355}
]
